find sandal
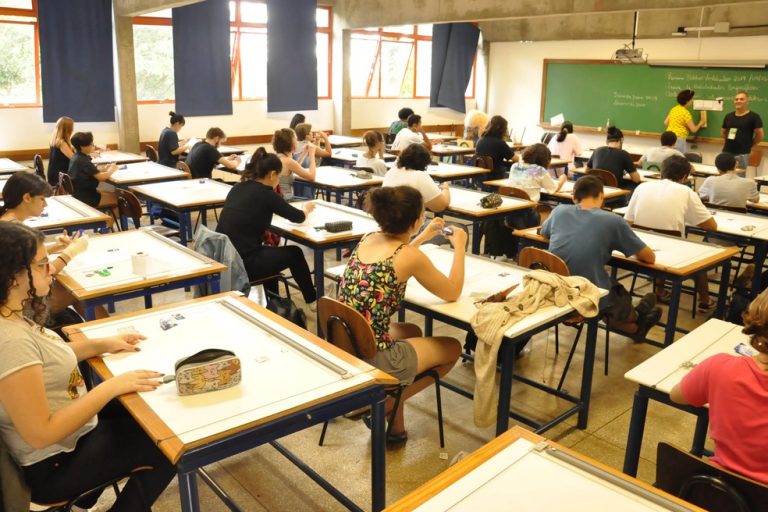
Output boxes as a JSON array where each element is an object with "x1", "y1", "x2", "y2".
[
  {"x1": 698, "y1": 300, "x2": 716, "y2": 312},
  {"x1": 655, "y1": 288, "x2": 672, "y2": 304},
  {"x1": 361, "y1": 415, "x2": 409, "y2": 444}
]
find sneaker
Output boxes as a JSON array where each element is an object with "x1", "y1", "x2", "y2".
[
  {"x1": 631, "y1": 307, "x2": 662, "y2": 343},
  {"x1": 635, "y1": 293, "x2": 657, "y2": 318},
  {"x1": 698, "y1": 300, "x2": 716, "y2": 313}
]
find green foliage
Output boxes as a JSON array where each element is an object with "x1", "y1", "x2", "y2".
[
  {"x1": 134, "y1": 25, "x2": 175, "y2": 101},
  {"x1": 0, "y1": 23, "x2": 35, "y2": 103}
]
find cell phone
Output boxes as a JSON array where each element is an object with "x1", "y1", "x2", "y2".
[{"x1": 442, "y1": 227, "x2": 454, "y2": 236}]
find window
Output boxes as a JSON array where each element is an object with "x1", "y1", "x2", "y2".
[
  {"x1": 350, "y1": 24, "x2": 476, "y2": 99},
  {"x1": 0, "y1": 1, "x2": 39, "y2": 106},
  {"x1": 134, "y1": 1, "x2": 332, "y2": 103}
]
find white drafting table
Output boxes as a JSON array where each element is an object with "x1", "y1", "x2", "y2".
[
  {"x1": 748, "y1": 193, "x2": 768, "y2": 213},
  {"x1": 331, "y1": 148, "x2": 397, "y2": 164},
  {"x1": 296, "y1": 166, "x2": 383, "y2": 203},
  {"x1": 425, "y1": 133, "x2": 458, "y2": 142},
  {"x1": 270, "y1": 200, "x2": 380, "y2": 300},
  {"x1": 129, "y1": 179, "x2": 233, "y2": 245},
  {"x1": 56, "y1": 229, "x2": 226, "y2": 319},
  {"x1": 690, "y1": 162, "x2": 719, "y2": 177},
  {"x1": 91, "y1": 151, "x2": 148, "y2": 165},
  {"x1": 482, "y1": 178, "x2": 629, "y2": 203},
  {"x1": 386, "y1": 427, "x2": 701, "y2": 512},
  {"x1": 23, "y1": 195, "x2": 110, "y2": 233},
  {"x1": 108, "y1": 161, "x2": 188, "y2": 186},
  {"x1": 444, "y1": 186, "x2": 535, "y2": 254},
  {"x1": 327, "y1": 134, "x2": 364, "y2": 147},
  {"x1": 0, "y1": 158, "x2": 29, "y2": 174},
  {"x1": 425, "y1": 162, "x2": 489, "y2": 183},
  {"x1": 182, "y1": 140, "x2": 245, "y2": 156},
  {"x1": 430, "y1": 144, "x2": 475, "y2": 159},
  {"x1": 0, "y1": 175, "x2": 10, "y2": 198},
  {"x1": 622, "y1": 319, "x2": 745, "y2": 477},
  {"x1": 328, "y1": 245, "x2": 608, "y2": 435},
  {"x1": 66, "y1": 293, "x2": 394, "y2": 512}
]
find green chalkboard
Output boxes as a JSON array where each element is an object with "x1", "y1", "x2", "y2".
[{"x1": 541, "y1": 60, "x2": 768, "y2": 140}]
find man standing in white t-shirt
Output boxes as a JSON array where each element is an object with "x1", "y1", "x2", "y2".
[
  {"x1": 625, "y1": 154, "x2": 717, "y2": 311},
  {"x1": 391, "y1": 114, "x2": 433, "y2": 152}
]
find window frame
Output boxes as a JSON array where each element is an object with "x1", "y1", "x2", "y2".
[
  {"x1": 133, "y1": 1, "x2": 333, "y2": 104},
  {"x1": 350, "y1": 25, "x2": 476, "y2": 100},
  {"x1": 0, "y1": 0, "x2": 41, "y2": 108}
]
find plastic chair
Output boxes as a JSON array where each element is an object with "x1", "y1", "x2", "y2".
[
  {"x1": 115, "y1": 188, "x2": 179, "y2": 238},
  {"x1": 655, "y1": 442, "x2": 768, "y2": 512},
  {"x1": 33, "y1": 154, "x2": 45, "y2": 180},
  {"x1": 316, "y1": 297, "x2": 445, "y2": 447},
  {"x1": 145, "y1": 144, "x2": 159, "y2": 162},
  {"x1": 585, "y1": 168, "x2": 619, "y2": 188}
]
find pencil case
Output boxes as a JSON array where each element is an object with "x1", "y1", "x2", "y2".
[
  {"x1": 324, "y1": 221, "x2": 353, "y2": 233},
  {"x1": 479, "y1": 193, "x2": 503, "y2": 209},
  {"x1": 172, "y1": 349, "x2": 241, "y2": 396},
  {"x1": 352, "y1": 170, "x2": 373, "y2": 179}
]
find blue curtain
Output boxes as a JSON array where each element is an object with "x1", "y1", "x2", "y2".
[
  {"x1": 173, "y1": 0, "x2": 232, "y2": 116},
  {"x1": 38, "y1": 0, "x2": 115, "y2": 122},
  {"x1": 430, "y1": 23, "x2": 479, "y2": 113},
  {"x1": 266, "y1": 0, "x2": 318, "y2": 112}
]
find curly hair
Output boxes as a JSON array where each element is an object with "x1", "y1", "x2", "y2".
[
  {"x1": 743, "y1": 289, "x2": 768, "y2": 354},
  {"x1": 0, "y1": 222, "x2": 48, "y2": 327}
]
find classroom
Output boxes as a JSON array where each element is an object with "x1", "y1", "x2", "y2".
[{"x1": 1, "y1": 1, "x2": 768, "y2": 511}]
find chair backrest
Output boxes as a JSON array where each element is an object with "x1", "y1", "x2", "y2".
[
  {"x1": 642, "y1": 160, "x2": 662, "y2": 173},
  {"x1": 56, "y1": 172, "x2": 73, "y2": 195},
  {"x1": 541, "y1": 132, "x2": 555, "y2": 145},
  {"x1": 704, "y1": 202, "x2": 747, "y2": 214},
  {"x1": 33, "y1": 154, "x2": 45, "y2": 179},
  {"x1": 384, "y1": 133, "x2": 396, "y2": 145},
  {"x1": 585, "y1": 168, "x2": 618, "y2": 188},
  {"x1": 749, "y1": 149, "x2": 763, "y2": 168},
  {"x1": 518, "y1": 247, "x2": 570, "y2": 276},
  {"x1": 685, "y1": 152, "x2": 703, "y2": 163},
  {"x1": 457, "y1": 138, "x2": 474, "y2": 149},
  {"x1": 470, "y1": 155, "x2": 494, "y2": 170},
  {"x1": 145, "y1": 145, "x2": 158, "y2": 162},
  {"x1": 115, "y1": 189, "x2": 144, "y2": 230},
  {"x1": 632, "y1": 224, "x2": 682, "y2": 238},
  {"x1": 317, "y1": 297, "x2": 377, "y2": 360},
  {"x1": 498, "y1": 186, "x2": 532, "y2": 201},
  {"x1": 175, "y1": 161, "x2": 192, "y2": 177},
  {"x1": 655, "y1": 442, "x2": 768, "y2": 512}
]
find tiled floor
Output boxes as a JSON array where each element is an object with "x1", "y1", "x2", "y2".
[{"x1": 23, "y1": 155, "x2": 720, "y2": 510}]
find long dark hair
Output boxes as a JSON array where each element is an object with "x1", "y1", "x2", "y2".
[
  {"x1": 482, "y1": 116, "x2": 508, "y2": 139},
  {"x1": 242, "y1": 147, "x2": 282, "y2": 181},
  {"x1": 0, "y1": 222, "x2": 47, "y2": 326},
  {"x1": 289, "y1": 113, "x2": 306, "y2": 130},
  {"x1": 367, "y1": 186, "x2": 423, "y2": 234},
  {"x1": 0, "y1": 173, "x2": 52, "y2": 216},
  {"x1": 556, "y1": 121, "x2": 574, "y2": 143}
]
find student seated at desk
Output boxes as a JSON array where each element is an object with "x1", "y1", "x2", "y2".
[
  {"x1": 587, "y1": 126, "x2": 641, "y2": 187},
  {"x1": 338, "y1": 186, "x2": 463, "y2": 443},
  {"x1": 67, "y1": 132, "x2": 117, "y2": 210},
  {"x1": 289, "y1": 113, "x2": 305, "y2": 130},
  {"x1": 475, "y1": 115, "x2": 515, "y2": 181},
  {"x1": 541, "y1": 176, "x2": 661, "y2": 341},
  {"x1": 508, "y1": 143, "x2": 566, "y2": 202},
  {"x1": 638, "y1": 131, "x2": 684, "y2": 168},
  {"x1": 625, "y1": 155, "x2": 717, "y2": 311},
  {"x1": 216, "y1": 148, "x2": 317, "y2": 306},
  {"x1": 547, "y1": 120, "x2": 582, "y2": 171},
  {"x1": 293, "y1": 123, "x2": 332, "y2": 167},
  {"x1": 389, "y1": 107, "x2": 414, "y2": 136},
  {"x1": 356, "y1": 131, "x2": 388, "y2": 176},
  {"x1": 157, "y1": 111, "x2": 190, "y2": 168},
  {"x1": 0, "y1": 222, "x2": 175, "y2": 511},
  {"x1": 185, "y1": 127, "x2": 241, "y2": 179},
  {"x1": 273, "y1": 128, "x2": 316, "y2": 199},
  {"x1": 670, "y1": 288, "x2": 768, "y2": 484},
  {"x1": 391, "y1": 114, "x2": 433, "y2": 152},
  {"x1": 698, "y1": 152, "x2": 759, "y2": 208},
  {"x1": 463, "y1": 109, "x2": 489, "y2": 146},
  {"x1": 47, "y1": 116, "x2": 74, "y2": 187},
  {"x1": 382, "y1": 143, "x2": 450, "y2": 212}
]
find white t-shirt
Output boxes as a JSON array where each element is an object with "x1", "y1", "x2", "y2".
[
  {"x1": 699, "y1": 173, "x2": 759, "y2": 208},
  {"x1": 547, "y1": 133, "x2": 582, "y2": 167},
  {"x1": 355, "y1": 155, "x2": 388, "y2": 177},
  {"x1": 391, "y1": 127, "x2": 425, "y2": 151},
  {"x1": 382, "y1": 167, "x2": 442, "y2": 203},
  {"x1": 625, "y1": 179, "x2": 713, "y2": 234},
  {"x1": 639, "y1": 146, "x2": 684, "y2": 165}
]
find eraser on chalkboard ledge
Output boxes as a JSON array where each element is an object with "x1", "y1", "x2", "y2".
[
  {"x1": 635, "y1": 130, "x2": 640, "y2": 135},
  {"x1": 597, "y1": 126, "x2": 602, "y2": 132}
]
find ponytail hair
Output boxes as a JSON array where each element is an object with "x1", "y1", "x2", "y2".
[
  {"x1": 362, "y1": 130, "x2": 384, "y2": 150},
  {"x1": 242, "y1": 147, "x2": 282, "y2": 181},
  {"x1": 169, "y1": 111, "x2": 185, "y2": 126},
  {"x1": 366, "y1": 186, "x2": 423, "y2": 234},
  {"x1": 556, "y1": 121, "x2": 574, "y2": 143},
  {"x1": 606, "y1": 126, "x2": 624, "y2": 143}
]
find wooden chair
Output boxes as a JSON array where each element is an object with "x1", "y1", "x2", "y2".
[
  {"x1": 145, "y1": 144, "x2": 159, "y2": 162},
  {"x1": 56, "y1": 172, "x2": 73, "y2": 195},
  {"x1": 115, "y1": 188, "x2": 179, "y2": 238},
  {"x1": 585, "y1": 168, "x2": 618, "y2": 188},
  {"x1": 33, "y1": 154, "x2": 45, "y2": 180},
  {"x1": 175, "y1": 161, "x2": 192, "y2": 177},
  {"x1": 498, "y1": 186, "x2": 553, "y2": 223},
  {"x1": 517, "y1": 247, "x2": 597, "y2": 386},
  {"x1": 655, "y1": 442, "x2": 768, "y2": 512},
  {"x1": 384, "y1": 133, "x2": 396, "y2": 145},
  {"x1": 684, "y1": 152, "x2": 703, "y2": 163},
  {"x1": 316, "y1": 297, "x2": 445, "y2": 447}
]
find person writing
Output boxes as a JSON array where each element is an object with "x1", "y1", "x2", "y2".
[
  {"x1": 185, "y1": 127, "x2": 241, "y2": 179},
  {"x1": 382, "y1": 143, "x2": 450, "y2": 212},
  {"x1": 475, "y1": 115, "x2": 515, "y2": 182},
  {"x1": 698, "y1": 152, "x2": 759, "y2": 208},
  {"x1": 67, "y1": 132, "x2": 118, "y2": 210},
  {"x1": 47, "y1": 117, "x2": 75, "y2": 187},
  {"x1": 547, "y1": 120, "x2": 582, "y2": 171},
  {"x1": 0, "y1": 221, "x2": 175, "y2": 510},
  {"x1": 338, "y1": 186, "x2": 464, "y2": 443},
  {"x1": 273, "y1": 128, "x2": 316, "y2": 199},
  {"x1": 587, "y1": 126, "x2": 641, "y2": 189},
  {"x1": 157, "y1": 111, "x2": 190, "y2": 168},
  {"x1": 355, "y1": 131, "x2": 388, "y2": 176},
  {"x1": 664, "y1": 89, "x2": 706, "y2": 153},
  {"x1": 391, "y1": 114, "x2": 433, "y2": 152},
  {"x1": 721, "y1": 91, "x2": 764, "y2": 170}
]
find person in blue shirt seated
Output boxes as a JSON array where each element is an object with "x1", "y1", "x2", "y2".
[{"x1": 541, "y1": 176, "x2": 662, "y2": 341}]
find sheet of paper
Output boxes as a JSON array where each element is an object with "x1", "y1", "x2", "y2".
[
  {"x1": 550, "y1": 113, "x2": 565, "y2": 126},
  {"x1": 692, "y1": 98, "x2": 723, "y2": 111}
]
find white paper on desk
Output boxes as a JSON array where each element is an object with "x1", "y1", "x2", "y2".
[
  {"x1": 186, "y1": 137, "x2": 201, "y2": 147},
  {"x1": 693, "y1": 98, "x2": 723, "y2": 111},
  {"x1": 550, "y1": 113, "x2": 565, "y2": 126}
]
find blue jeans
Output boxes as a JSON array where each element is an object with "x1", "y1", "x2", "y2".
[
  {"x1": 675, "y1": 137, "x2": 687, "y2": 154},
  {"x1": 734, "y1": 153, "x2": 750, "y2": 170}
]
